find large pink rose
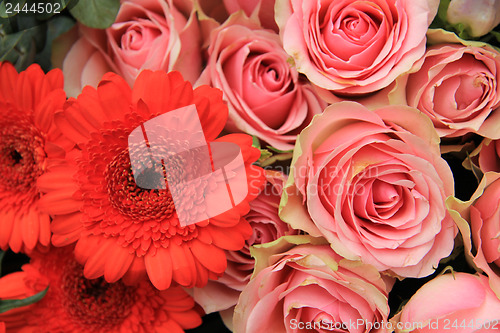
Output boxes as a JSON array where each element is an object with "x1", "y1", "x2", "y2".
[
  {"x1": 60, "y1": 0, "x2": 201, "y2": 97},
  {"x1": 196, "y1": 13, "x2": 326, "y2": 150},
  {"x1": 391, "y1": 273, "x2": 500, "y2": 332},
  {"x1": 234, "y1": 236, "x2": 393, "y2": 333},
  {"x1": 280, "y1": 101, "x2": 457, "y2": 278},
  {"x1": 404, "y1": 30, "x2": 500, "y2": 138},
  {"x1": 191, "y1": 171, "x2": 296, "y2": 317},
  {"x1": 275, "y1": 0, "x2": 439, "y2": 94},
  {"x1": 448, "y1": 172, "x2": 500, "y2": 298}
]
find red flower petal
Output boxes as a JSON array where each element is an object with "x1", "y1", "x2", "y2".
[
  {"x1": 145, "y1": 249, "x2": 173, "y2": 290},
  {"x1": 191, "y1": 239, "x2": 227, "y2": 274}
]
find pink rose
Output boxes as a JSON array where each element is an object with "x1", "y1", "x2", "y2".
[
  {"x1": 448, "y1": 172, "x2": 500, "y2": 298},
  {"x1": 447, "y1": 0, "x2": 500, "y2": 37},
  {"x1": 280, "y1": 101, "x2": 457, "y2": 278},
  {"x1": 196, "y1": 13, "x2": 326, "y2": 150},
  {"x1": 405, "y1": 30, "x2": 500, "y2": 138},
  {"x1": 478, "y1": 140, "x2": 500, "y2": 173},
  {"x1": 191, "y1": 171, "x2": 296, "y2": 316},
  {"x1": 60, "y1": 0, "x2": 202, "y2": 97},
  {"x1": 275, "y1": 0, "x2": 439, "y2": 94},
  {"x1": 223, "y1": 0, "x2": 278, "y2": 31},
  {"x1": 234, "y1": 235, "x2": 393, "y2": 333},
  {"x1": 391, "y1": 273, "x2": 500, "y2": 332}
]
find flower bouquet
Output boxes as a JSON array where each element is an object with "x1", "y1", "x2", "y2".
[{"x1": 1, "y1": 0, "x2": 500, "y2": 332}]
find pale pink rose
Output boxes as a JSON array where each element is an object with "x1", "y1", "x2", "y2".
[
  {"x1": 447, "y1": 0, "x2": 500, "y2": 37},
  {"x1": 191, "y1": 171, "x2": 297, "y2": 315},
  {"x1": 223, "y1": 0, "x2": 278, "y2": 31},
  {"x1": 60, "y1": 0, "x2": 202, "y2": 97},
  {"x1": 448, "y1": 172, "x2": 500, "y2": 298},
  {"x1": 478, "y1": 140, "x2": 500, "y2": 172},
  {"x1": 391, "y1": 273, "x2": 500, "y2": 333},
  {"x1": 234, "y1": 235, "x2": 393, "y2": 333},
  {"x1": 197, "y1": 13, "x2": 326, "y2": 150},
  {"x1": 280, "y1": 101, "x2": 457, "y2": 278},
  {"x1": 275, "y1": 0, "x2": 439, "y2": 94},
  {"x1": 405, "y1": 31, "x2": 500, "y2": 139}
]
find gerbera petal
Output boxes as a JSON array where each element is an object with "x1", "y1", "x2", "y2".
[
  {"x1": 0, "y1": 272, "x2": 33, "y2": 298},
  {"x1": 193, "y1": 255, "x2": 209, "y2": 288},
  {"x1": 122, "y1": 255, "x2": 147, "y2": 285},
  {"x1": 193, "y1": 85, "x2": 227, "y2": 141},
  {"x1": 0, "y1": 210, "x2": 15, "y2": 249},
  {"x1": 74, "y1": 235, "x2": 102, "y2": 265},
  {"x1": 33, "y1": 89, "x2": 66, "y2": 132},
  {"x1": 21, "y1": 208, "x2": 40, "y2": 251},
  {"x1": 154, "y1": 319, "x2": 185, "y2": 333},
  {"x1": 190, "y1": 239, "x2": 227, "y2": 274},
  {"x1": 37, "y1": 165, "x2": 76, "y2": 191},
  {"x1": 51, "y1": 222, "x2": 82, "y2": 247},
  {"x1": 50, "y1": 212, "x2": 82, "y2": 235},
  {"x1": 208, "y1": 226, "x2": 247, "y2": 251},
  {"x1": 0, "y1": 62, "x2": 18, "y2": 103},
  {"x1": 104, "y1": 246, "x2": 134, "y2": 283},
  {"x1": 168, "y1": 311, "x2": 203, "y2": 330},
  {"x1": 145, "y1": 249, "x2": 173, "y2": 290},
  {"x1": 37, "y1": 187, "x2": 81, "y2": 215},
  {"x1": 96, "y1": 73, "x2": 132, "y2": 122},
  {"x1": 38, "y1": 213, "x2": 51, "y2": 247},
  {"x1": 83, "y1": 239, "x2": 116, "y2": 279},
  {"x1": 131, "y1": 70, "x2": 193, "y2": 117},
  {"x1": 8, "y1": 213, "x2": 24, "y2": 253},
  {"x1": 45, "y1": 68, "x2": 64, "y2": 90}
]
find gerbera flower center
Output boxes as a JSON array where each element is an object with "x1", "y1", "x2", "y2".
[
  {"x1": 0, "y1": 115, "x2": 45, "y2": 197},
  {"x1": 105, "y1": 149, "x2": 176, "y2": 221},
  {"x1": 62, "y1": 261, "x2": 136, "y2": 330}
]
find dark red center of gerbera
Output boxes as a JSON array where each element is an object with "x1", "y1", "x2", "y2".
[
  {"x1": 62, "y1": 261, "x2": 136, "y2": 330},
  {"x1": 0, "y1": 114, "x2": 45, "y2": 203},
  {"x1": 105, "y1": 149, "x2": 176, "y2": 221}
]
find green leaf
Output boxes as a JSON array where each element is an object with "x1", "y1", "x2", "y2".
[
  {"x1": 0, "y1": 23, "x2": 42, "y2": 71},
  {"x1": 258, "y1": 148, "x2": 272, "y2": 164},
  {"x1": 34, "y1": 14, "x2": 74, "y2": 70},
  {"x1": 69, "y1": 0, "x2": 120, "y2": 29},
  {"x1": 266, "y1": 146, "x2": 293, "y2": 154},
  {"x1": 251, "y1": 135, "x2": 261, "y2": 149},
  {"x1": 0, "y1": 287, "x2": 48, "y2": 313}
]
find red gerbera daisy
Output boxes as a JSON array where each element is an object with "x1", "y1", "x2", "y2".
[
  {"x1": 0, "y1": 246, "x2": 202, "y2": 332},
  {"x1": 37, "y1": 70, "x2": 265, "y2": 290},
  {"x1": 0, "y1": 62, "x2": 67, "y2": 252}
]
